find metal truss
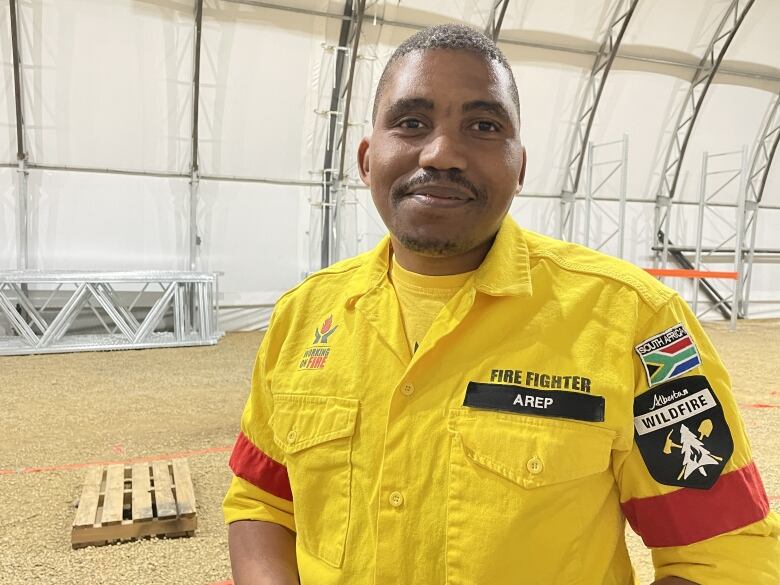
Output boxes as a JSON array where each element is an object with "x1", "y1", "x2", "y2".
[
  {"x1": 653, "y1": 0, "x2": 754, "y2": 267},
  {"x1": 314, "y1": 0, "x2": 366, "y2": 270},
  {"x1": 740, "y1": 91, "x2": 780, "y2": 316},
  {"x1": 559, "y1": 0, "x2": 638, "y2": 241},
  {"x1": 686, "y1": 149, "x2": 748, "y2": 328},
  {"x1": 225, "y1": 0, "x2": 780, "y2": 86},
  {"x1": 578, "y1": 136, "x2": 629, "y2": 258},
  {"x1": 0, "y1": 272, "x2": 221, "y2": 356},
  {"x1": 484, "y1": 0, "x2": 510, "y2": 42}
]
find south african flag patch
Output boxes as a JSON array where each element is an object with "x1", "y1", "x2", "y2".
[{"x1": 635, "y1": 323, "x2": 701, "y2": 386}]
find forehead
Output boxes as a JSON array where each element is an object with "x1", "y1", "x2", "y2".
[{"x1": 378, "y1": 49, "x2": 517, "y2": 120}]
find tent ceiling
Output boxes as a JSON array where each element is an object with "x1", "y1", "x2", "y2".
[{"x1": 1, "y1": 0, "x2": 780, "y2": 326}]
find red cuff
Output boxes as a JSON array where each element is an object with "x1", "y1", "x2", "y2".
[
  {"x1": 229, "y1": 431, "x2": 293, "y2": 501},
  {"x1": 622, "y1": 461, "x2": 769, "y2": 547}
]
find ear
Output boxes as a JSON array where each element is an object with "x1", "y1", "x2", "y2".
[
  {"x1": 516, "y1": 146, "x2": 527, "y2": 195},
  {"x1": 357, "y1": 137, "x2": 371, "y2": 186}
]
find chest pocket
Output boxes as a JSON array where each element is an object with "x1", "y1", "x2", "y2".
[
  {"x1": 272, "y1": 394, "x2": 359, "y2": 568},
  {"x1": 445, "y1": 407, "x2": 617, "y2": 585}
]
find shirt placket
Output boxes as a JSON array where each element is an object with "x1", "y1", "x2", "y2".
[{"x1": 369, "y1": 286, "x2": 478, "y2": 584}]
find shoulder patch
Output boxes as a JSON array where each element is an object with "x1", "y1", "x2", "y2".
[
  {"x1": 635, "y1": 323, "x2": 701, "y2": 386},
  {"x1": 633, "y1": 376, "x2": 733, "y2": 489}
]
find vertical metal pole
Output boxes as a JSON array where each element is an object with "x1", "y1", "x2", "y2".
[
  {"x1": 662, "y1": 204, "x2": 671, "y2": 272},
  {"x1": 321, "y1": 1, "x2": 355, "y2": 269},
  {"x1": 185, "y1": 0, "x2": 204, "y2": 334},
  {"x1": 732, "y1": 146, "x2": 748, "y2": 327},
  {"x1": 584, "y1": 142, "x2": 594, "y2": 248},
  {"x1": 213, "y1": 275, "x2": 220, "y2": 335},
  {"x1": 337, "y1": 0, "x2": 365, "y2": 183},
  {"x1": 741, "y1": 199, "x2": 759, "y2": 318},
  {"x1": 16, "y1": 159, "x2": 28, "y2": 271},
  {"x1": 189, "y1": 0, "x2": 204, "y2": 273},
  {"x1": 617, "y1": 134, "x2": 628, "y2": 259},
  {"x1": 331, "y1": 0, "x2": 365, "y2": 264},
  {"x1": 653, "y1": 202, "x2": 662, "y2": 269},
  {"x1": 742, "y1": 92, "x2": 780, "y2": 317},
  {"x1": 189, "y1": 172, "x2": 199, "y2": 272},
  {"x1": 9, "y1": 0, "x2": 28, "y2": 271},
  {"x1": 693, "y1": 152, "x2": 708, "y2": 316}
]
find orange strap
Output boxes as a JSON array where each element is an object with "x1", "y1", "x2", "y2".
[{"x1": 644, "y1": 268, "x2": 738, "y2": 280}]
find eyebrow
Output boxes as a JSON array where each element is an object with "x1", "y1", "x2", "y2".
[
  {"x1": 385, "y1": 97, "x2": 434, "y2": 120},
  {"x1": 462, "y1": 100, "x2": 512, "y2": 123}
]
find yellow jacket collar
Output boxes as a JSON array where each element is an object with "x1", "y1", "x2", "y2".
[
  {"x1": 344, "y1": 215, "x2": 533, "y2": 308},
  {"x1": 474, "y1": 215, "x2": 533, "y2": 297}
]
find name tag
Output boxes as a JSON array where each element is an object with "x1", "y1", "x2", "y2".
[{"x1": 463, "y1": 382, "x2": 605, "y2": 422}]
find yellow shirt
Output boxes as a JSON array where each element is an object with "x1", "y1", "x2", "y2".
[
  {"x1": 389, "y1": 256, "x2": 474, "y2": 355},
  {"x1": 223, "y1": 216, "x2": 780, "y2": 585}
]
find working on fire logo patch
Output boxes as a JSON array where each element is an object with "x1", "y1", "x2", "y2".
[
  {"x1": 298, "y1": 315, "x2": 338, "y2": 370},
  {"x1": 633, "y1": 375, "x2": 733, "y2": 489}
]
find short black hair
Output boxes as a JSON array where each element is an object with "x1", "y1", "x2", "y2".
[{"x1": 371, "y1": 23, "x2": 520, "y2": 125}]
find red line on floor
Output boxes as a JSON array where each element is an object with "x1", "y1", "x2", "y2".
[
  {"x1": 0, "y1": 445, "x2": 232, "y2": 477},
  {"x1": 205, "y1": 581, "x2": 232, "y2": 585},
  {"x1": 741, "y1": 403, "x2": 780, "y2": 409}
]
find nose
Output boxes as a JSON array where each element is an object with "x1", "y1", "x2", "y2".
[{"x1": 418, "y1": 129, "x2": 468, "y2": 171}]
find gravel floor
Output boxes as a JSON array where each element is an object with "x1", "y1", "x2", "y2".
[{"x1": 1, "y1": 322, "x2": 778, "y2": 585}]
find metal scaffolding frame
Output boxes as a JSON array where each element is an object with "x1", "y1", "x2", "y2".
[
  {"x1": 689, "y1": 149, "x2": 747, "y2": 328},
  {"x1": 559, "y1": 0, "x2": 638, "y2": 241},
  {"x1": 311, "y1": 0, "x2": 368, "y2": 270},
  {"x1": 0, "y1": 1, "x2": 221, "y2": 354},
  {"x1": 741, "y1": 90, "x2": 780, "y2": 316},
  {"x1": 0, "y1": 272, "x2": 221, "y2": 356},
  {"x1": 578, "y1": 136, "x2": 629, "y2": 258},
  {"x1": 653, "y1": 0, "x2": 754, "y2": 269},
  {"x1": 306, "y1": 0, "x2": 378, "y2": 271}
]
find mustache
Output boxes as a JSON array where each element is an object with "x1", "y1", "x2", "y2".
[{"x1": 390, "y1": 169, "x2": 485, "y2": 202}]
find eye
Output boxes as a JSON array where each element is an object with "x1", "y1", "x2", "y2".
[
  {"x1": 472, "y1": 120, "x2": 500, "y2": 132},
  {"x1": 398, "y1": 118, "x2": 426, "y2": 130}
]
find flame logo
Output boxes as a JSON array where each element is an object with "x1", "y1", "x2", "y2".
[
  {"x1": 313, "y1": 315, "x2": 338, "y2": 344},
  {"x1": 321, "y1": 315, "x2": 333, "y2": 334}
]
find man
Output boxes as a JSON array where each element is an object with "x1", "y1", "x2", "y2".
[{"x1": 224, "y1": 24, "x2": 780, "y2": 585}]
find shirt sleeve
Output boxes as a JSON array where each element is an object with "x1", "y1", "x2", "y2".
[
  {"x1": 613, "y1": 292, "x2": 780, "y2": 583},
  {"x1": 222, "y1": 313, "x2": 295, "y2": 532}
]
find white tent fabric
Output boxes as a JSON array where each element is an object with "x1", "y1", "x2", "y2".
[{"x1": 1, "y1": 0, "x2": 779, "y2": 330}]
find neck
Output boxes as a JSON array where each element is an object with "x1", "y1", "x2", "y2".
[{"x1": 391, "y1": 236, "x2": 494, "y2": 276}]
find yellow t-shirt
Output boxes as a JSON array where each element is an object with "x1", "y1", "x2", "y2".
[{"x1": 389, "y1": 256, "x2": 475, "y2": 355}]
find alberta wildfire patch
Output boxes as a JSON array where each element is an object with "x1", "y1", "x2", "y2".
[
  {"x1": 635, "y1": 323, "x2": 701, "y2": 386},
  {"x1": 633, "y1": 375, "x2": 732, "y2": 489}
]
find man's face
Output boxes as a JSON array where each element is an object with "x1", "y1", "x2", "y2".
[{"x1": 358, "y1": 49, "x2": 526, "y2": 260}]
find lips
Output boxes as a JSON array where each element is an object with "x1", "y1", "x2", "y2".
[
  {"x1": 406, "y1": 184, "x2": 475, "y2": 201},
  {"x1": 402, "y1": 185, "x2": 476, "y2": 208}
]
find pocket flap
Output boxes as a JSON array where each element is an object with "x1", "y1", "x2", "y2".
[
  {"x1": 448, "y1": 407, "x2": 615, "y2": 488},
  {"x1": 272, "y1": 394, "x2": 359, "y2": 454}
]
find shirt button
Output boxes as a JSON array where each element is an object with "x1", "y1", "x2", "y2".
[
  {"x1": 286, "y1": 430, "x2": 298, "y2": 444},
  {"x1": 526, "y1": 456, "x2": 543, "y2": 474},
  {"x1": 389, "y1": 491, "x2": 404, "y2": 507},
  {"x1": 401, "y1": 383, "x2": 415, "y2": 396}
]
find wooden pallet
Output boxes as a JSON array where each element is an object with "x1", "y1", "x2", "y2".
[{"x1": 71, "y1": 458, "x2": 197, "y2": 549}]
